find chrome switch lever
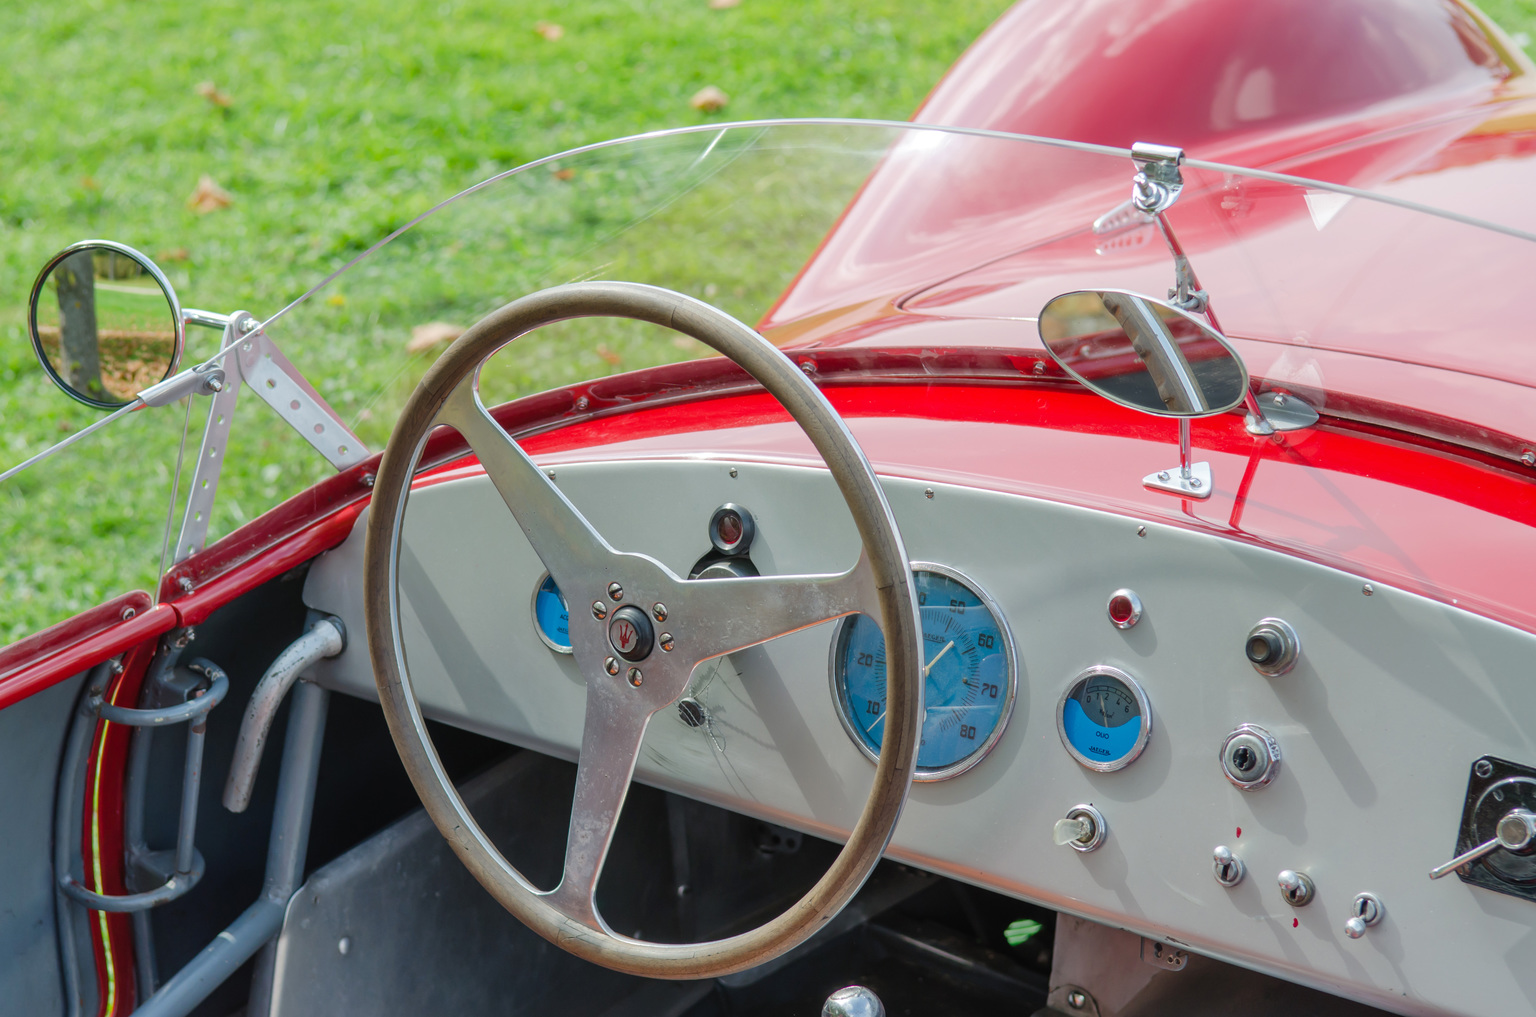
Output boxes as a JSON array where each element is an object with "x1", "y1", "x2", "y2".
[
  {"x1": 1344, "y1": 893, "x2": 1383, "y2": 939},
  {"x1": 1429, "y1": 808, "x2": 1536, "y2": 879}
]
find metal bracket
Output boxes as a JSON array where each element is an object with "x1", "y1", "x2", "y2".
[
  {"x1": 1140, "y1": 938, "x2": 1188, "y2": 971},
  {"x1": 236, "y1": 327, "x2": 368, "y2": 471},
  {"x1": 1144, "y1": 418, "x2": 1214, "y2": 499},
  {"x1": 171, "y1": 311, "x2": 370, "y2": 564},
  {"x1": 1245, "y1": 389, "x2": 1319, "y2": 433},
  {"x1": 173, "y1": 313, "x2": 250, "y2": 563},
  {"x1": 1131, "y1": 142, "x2": 1185, "y2": 216}
]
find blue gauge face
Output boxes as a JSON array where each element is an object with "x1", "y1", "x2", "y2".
[
  {"x1": 531, "y1": 574, "x2": 572, "y2": 653},
  {"x1": 834, "y1": 567, "x2": 1014, "y2": 779},
  {"x1": 1057, "y1": 667, "x2": 1150, "y2": 771}
]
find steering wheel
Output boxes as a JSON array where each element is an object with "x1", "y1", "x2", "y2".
[{"x1": 363, "y1": 282, "x2": 921, "y2": 979}]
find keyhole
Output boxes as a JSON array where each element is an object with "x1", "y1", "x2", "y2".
[{"x1": 1233, "y1": 745, "x2": 1257, "y2": 773}]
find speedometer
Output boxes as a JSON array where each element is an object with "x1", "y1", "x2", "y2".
[{"x1": 830, "y1": 563, "x2": 1016, "y2": 781}]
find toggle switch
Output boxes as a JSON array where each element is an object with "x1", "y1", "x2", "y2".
[
  {"x1": 1344, "y1": 893, "x2": 1383, "y2": 939},
  {"x1": 1429, "y1": 807, "x2": 1536, "y2": 879},
  {"x1": 1054, "y1": 804, "x2": 1107, "y2": 853},
  {"x1": 1278, "y1": 869, "x2": 1315, "y2": 907},
  {"x1": 1213, "y1": 845, "x2": 1245, "y2": 887}
]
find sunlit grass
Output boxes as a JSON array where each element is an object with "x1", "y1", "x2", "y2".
[{"x1": 0, "y1": 0, "x2": 1009, "y2": 641}]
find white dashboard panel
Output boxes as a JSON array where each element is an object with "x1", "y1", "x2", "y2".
[{"x1": 303, "y1": 458, "x2": 1536, "y2": 1017}]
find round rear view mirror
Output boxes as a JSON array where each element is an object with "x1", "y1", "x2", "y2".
[
  {"x1": 1038, "y1": 290, "x2": 1247, "y2": 417},
  {"x1": 28, "y1": 241, "x2": 184, "y2": 410}
]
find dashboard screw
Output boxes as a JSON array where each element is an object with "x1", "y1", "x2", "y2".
[
  {"x1": 546, "y1": 470, "x2": 556, "y2": 481},
  {"x1": 659, "y1": 632, "x2": 674, "y2": 652},
  {"x1": 608, "y1": 582, "x2": 624, "y2": 601},
  {"x1": 729, "y1": 467, "x2": 738, "y2": 478},
  {"x1": 604, "y1": 657, "x2": 619, "y2": 676},
  {"x1": 121, "y1": 606, "x2": 137, "y2": 621},
  {"x1": 1523, "y1": 450, "x2": 1535, "y2": 466},
  {"x1": 1067, "y1": 990, "x2": 1088, "y2": 1010},
  {"x1": 592, "y1": 601, "x2": 607, "y2": 620},
  {"x1": 924, "y1": 488, "x2": 934, "y2": 499},
  {"x1": 575, "y1": 395, "x2": 590, "y2": 411},
  {"x1": 1476, "y1": 759, "x2": 1494, "y2": 778},
  {"x1": 178, "y1": 576, "x2": 195, "y2": 593},
  {"x1": 1157, "y1": 471, "x2": 1170, "y2": 481},
  {"x1": 1362, "y1": 584, "x2": 1374, "y2": 596},
  {"x1": 652, "y1": 603, "x2": 668, "y2": 622},
  {"x1": 627, "y1": 667, "x2": 643, "y2": 687},
  {"x1": 1136, "y1": 525, "x2": 1147, "y2": 537}
]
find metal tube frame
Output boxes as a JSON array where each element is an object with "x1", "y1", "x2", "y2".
[{"x1": 57, "y1": 659, "x2": 228, "y2": 913}]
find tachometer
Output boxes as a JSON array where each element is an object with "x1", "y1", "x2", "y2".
[{"x1": 831, "y1": 563, "x2": 1016, "y2": 781}]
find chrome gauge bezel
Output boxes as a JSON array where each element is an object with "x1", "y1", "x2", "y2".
[
  {"x1": 529, "y1": 571, "x2": 573, "y2": 654},
  {"x1": 1056, "y1": 665, "x2": 1153, "y2": 773},
  {"x1": 829, "y1": 561, "x2": 1018, "y2": 783}
]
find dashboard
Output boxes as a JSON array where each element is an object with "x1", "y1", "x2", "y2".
[{"x1": 302, "y1": 456, "x2": 1536, "y2": 1017}]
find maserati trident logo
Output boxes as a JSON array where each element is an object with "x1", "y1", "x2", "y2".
[{"x1": 607, "y1": 605, "x2": 654, "y2": 662}]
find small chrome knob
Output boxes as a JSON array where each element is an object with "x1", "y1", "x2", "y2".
[
  {"x1": 1213, "y1": 845, "x2": 1245, "y2": 887},
  {"x1": 1344, "y1": 892, "x2": 1383, "y2": 939},
  {"x1": 1246, "y1": 618, "x2": 1300, "y2": 676},
  {"x1": 823, "y1": 985, "x2": 885, "y2": 1017},
  {"x1": 1278, "y1": 869, "x2": 1315, "y2": 907}
]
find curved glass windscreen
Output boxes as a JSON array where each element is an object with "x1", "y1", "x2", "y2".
[{"x1": 4, "y1": 118, "x2": 1534, "y2": 640}]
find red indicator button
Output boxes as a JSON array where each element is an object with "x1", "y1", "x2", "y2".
[{"x1": 1106, "y1": 589, "x2": 1142, "y2": 630}]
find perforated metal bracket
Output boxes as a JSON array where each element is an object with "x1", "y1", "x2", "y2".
[
  {"x1": 174, "y1": 314, "x2": 248, "y2": 564},
  {"x1": 236, "y1": 326, "x2": 368, "y2": 471}
]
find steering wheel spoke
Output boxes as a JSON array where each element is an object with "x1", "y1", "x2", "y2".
[
  {"x1": 665, "y1": 551, "x2": 881, "y2": 668},
  {"x1": 436, "y1": 378, "x2": 614, "y2": 586},
  {"x1": 543, "y1": 679, "x2": 656, "y2": 930}
]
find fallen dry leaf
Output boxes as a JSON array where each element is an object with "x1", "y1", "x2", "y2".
[
  {"x1": 690, "y1": 85, "x2": 729, "y2": 112},
  {"x1": 158, "y1": 247, "x2": 191, "y2": 263},
  {"x1": 596, "y1": 344, "x2": 623, "y2": 366},
  {"x1": 186, "y1": 175, "x2": 233, "y2": 213},
  {"x1": 408, "y1": 321, "x2": 464, "y2": 353},
  {"x1": 534, "y1": 21, "x2": 564, "y2": 40},
  {"x1": 552, "y1": 167, "x2": 576, "y2": 181},
  {"x1": 80, "y1": 176, "x2": 99, "y2": 191},
  {"x1": 325, "y1": 293, "x2": 347, "y2": 307},
  {"x1": 195, "y1": 81, "x2": 233, "y2": 108},
  {"x1": 709, "y1": 0, "x2": 741, "y2": 8}
]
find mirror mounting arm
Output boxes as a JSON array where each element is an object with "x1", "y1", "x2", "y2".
[{"x1": 182, "y1": 308, "x2": 233, "y2": 331}]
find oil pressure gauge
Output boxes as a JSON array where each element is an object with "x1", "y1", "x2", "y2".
[{"x1": 1057, "y1": 665, "x2": 1151, "y2": 772}]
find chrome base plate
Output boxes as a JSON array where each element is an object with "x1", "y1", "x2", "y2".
[
  {"x1": 1143, "y1": 461, "x2": 1213, "y2": 499},
  {"x1": 1245, "y1": 390, "x2": 1319, "y2": 433}
]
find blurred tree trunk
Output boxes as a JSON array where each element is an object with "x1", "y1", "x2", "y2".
[{"x1": 56, "y1": 250, "x2": 104, "y2": 399}]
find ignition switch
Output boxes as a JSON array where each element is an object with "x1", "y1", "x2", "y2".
[{"x1": 1220, "y1": 724, "x2": 1281, "y2": 790}]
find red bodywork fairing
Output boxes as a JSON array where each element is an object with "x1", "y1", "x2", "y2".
[{"x1": 8, "y1": 2, "x2": 1536, "y2": 1012}]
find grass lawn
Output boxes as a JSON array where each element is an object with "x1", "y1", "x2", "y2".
[
  {"x1": 2, "y1": 0, "x2": 1534, "y2": 643},
  {"x1": 0, "y1": 0, "x2": 1012, "y2": 641}
]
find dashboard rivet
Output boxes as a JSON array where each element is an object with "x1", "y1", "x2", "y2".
[
  {"x1": 729, "y1": 467, "x2": 738, "y2": 478},
  {"x1": 627, "y1": 667, "x2": 643, "y2": 687},
  {"x1": 1067, "y1": 990, "x2": 1088, "y2": 1010},
  {"x1": 604, "y1": 657, "x2": 620, "y2": 676},
  {"x1": 652, "y1": 603, "x2": 668, "y2": 622},
  {"x1": 592, "y1": 601, "x2": 607, "y2": 620},
  {"x1": 546, "y1": 470, "x2": 556, "y2": 480},
  {"x1": 1362, "y1": 583, "x2": 1374, "y2": 596},
  {"x1": 924, "y1": 488, "x2": 935, "y2": 499},
  {"x1": 659, "y1": 632, "x2": 674, "y2": 652},
  {"x1": 608, "y1": 582, "x2": 624, "y2": 601}
]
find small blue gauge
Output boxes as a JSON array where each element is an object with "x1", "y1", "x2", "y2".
[
  {"x1": 831, "y1": 564, "x2": 1016, "y2": 782},
  {"x1": 1057, "y1": 666, "x2": 1151, "y2": 772},
  {"x1": 530, "y1": 573, "x2": 572, "y2": 654}
]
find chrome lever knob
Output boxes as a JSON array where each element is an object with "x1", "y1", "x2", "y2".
[
  {"x1": 1428, "y1": 808, "x2": 1536, "y2": 879},
  {"x1": 1278, "y1": 869, "x2": 1314, "y2": 907},
  {"x1": 1213, "y1": 845, "x2": 1245, "y2": 887},
  {"x1": 1343, "y1": 892, "x2": 1383, "y2": 939},
  {"x1": 823, "y1": 985, "x2": 885, "y2": 1017}
]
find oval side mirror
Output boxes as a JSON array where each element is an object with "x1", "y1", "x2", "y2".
[
  {"x1": 1038, "y1": 290, "x2": 1247, "y2": 417},
  {"x1": 28, "y1": 241, "x2": 184, "y2": 410}
]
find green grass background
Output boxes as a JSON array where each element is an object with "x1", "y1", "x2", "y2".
[
  {"x1": 0, "y1": 0, "x2": 1011, "y2": 641},
  {"x1": 2, "y1": 0, "x2": 1533, "y2": 642}
]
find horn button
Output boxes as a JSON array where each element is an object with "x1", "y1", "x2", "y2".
[{"x1": 607, "y1": 605, "x2": 655, "y2": 662}]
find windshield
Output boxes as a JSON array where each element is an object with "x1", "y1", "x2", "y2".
[{"x1": 5, "y1": 119, "x2": 1534, "y2": 639}]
